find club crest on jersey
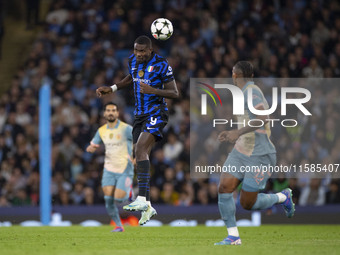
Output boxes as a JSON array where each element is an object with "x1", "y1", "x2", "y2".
[
  {"x1": 138, "y1": 70, "x2": 144, "y2": 77},
  {"x1": 147, "y1": 66, "x2": 154, "y2": 72}
]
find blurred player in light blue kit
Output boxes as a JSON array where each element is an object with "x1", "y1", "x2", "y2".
[
  {"x1": 86, "y1": 102, "x2": 133, "y2": 232},
  {"x1": 215, "y1": 61, "x2": 295, "y2": 245}
]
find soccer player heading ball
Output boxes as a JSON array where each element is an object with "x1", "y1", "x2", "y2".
[
  {"x1": 215, "y1": 61, "x2": 295, "y2": 245},
  {"x1": 96, "y1": 36, "x2": 179, "y2": 225}
]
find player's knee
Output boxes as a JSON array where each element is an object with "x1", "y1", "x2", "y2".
[
  {"x1": 114, "y1": 194, "x2": 128, "y2": 203},
  {"x1": 240, "y1": 197, "x2": 255, "y2": 210},
  {"x1": 218, "y1": 184, "x2": 234, "y2": 194},
  {"x1": 114, "y1": 198, "x2": 125, "y2": 203},
  {"x1": 135, "y1": 144, "x2": 146, "y2": 160}
]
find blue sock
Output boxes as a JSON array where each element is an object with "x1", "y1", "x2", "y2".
[
  {"x1": 104, "y1": 196, "x2": 122, "y2": 227},
  {"x1": 251, "y1": 193, "x2": 279, "y2": 210},
  {"x1": 218, "y1": 193, "x2": 237, "y2": 228},
  {"x1": 137, "y1": 160, "x2": 150, "y2": 199}
]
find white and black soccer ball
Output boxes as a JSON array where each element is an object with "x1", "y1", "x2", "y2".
[{"x1": 151, "y1": 18, "x2": 173, "y2": 40}]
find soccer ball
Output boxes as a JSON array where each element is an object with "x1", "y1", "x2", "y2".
[{"x1": 151, "y1": 18, "x2": 173, "y2": 40}]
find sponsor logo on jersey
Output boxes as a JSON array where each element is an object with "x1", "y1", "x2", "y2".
[{"x1": 133, "y1": 78, "x2": 151, "y2": 84}]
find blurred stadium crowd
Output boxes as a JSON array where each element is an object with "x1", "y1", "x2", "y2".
[{"x1": 0, "y1": 0, "x2": 340, "y2": 208}]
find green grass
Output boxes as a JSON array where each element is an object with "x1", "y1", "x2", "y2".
[{"x1": 0, "y1": 225, "x2": 339, "y2": 255}]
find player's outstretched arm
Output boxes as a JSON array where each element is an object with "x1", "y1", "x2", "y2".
[
  {"x1": 218, "y1": 105, "x2": 270, "y2": 143},
  {"x1": 96, "y1": 74, "x2": 133, "y2": 97},
  {"x1": 86, "y1": 144, "x2": 98, "y2": 153},
  {"x1": 237, "y1": 105, "x2": 269, "y2": 136},
  {"x1": 218, "y1": 130, "x2": 240, "y2": 144},
  {"x1": 140, "y1": 80, "x2": 179, "y2": 99}
]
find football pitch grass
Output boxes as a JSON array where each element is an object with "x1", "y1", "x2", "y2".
[{"x1": 1, "y1": 225, "x2": 340, "y2": 255}]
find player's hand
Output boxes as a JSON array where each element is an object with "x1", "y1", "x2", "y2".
[
  {"x1": 227, "y1": 129, "x2": 241, "y2": 143},
  {"x1": 96, "y1": 86, "x2": 113, "y2": 97},
  {"x1": 86, "y1": 145, "x2": 97, "y2": 153},
  {"x1": 140, "y1": 82, "x2": 155, "y2": 94},
  {"x1": 218, "y1": 131, "x2": 229, "y2": 142},
  {"x1": 218, "y1": 130, "x2": 240, "y2": 143}
]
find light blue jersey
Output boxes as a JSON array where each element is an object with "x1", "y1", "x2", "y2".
[
  {"x1": 234, "y1": 81, "x2": 276, "y2": 156},
  {"x1": 91, "y1": 120, "x2": 133, "y2": 175}
]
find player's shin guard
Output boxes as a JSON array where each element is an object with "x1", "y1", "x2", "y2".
[
  {"x1": 251, "y1": 193, "x2": 279, "y2": 210},
  {"x1": 218, "y1": 193, "x2": 237, "y2": 228},
  {"x1": 137, "y1": 160, "x2": 150, "y2": 198},
  {"x1": 104, "y1": 196, "x2": 122, "y2": 227}
]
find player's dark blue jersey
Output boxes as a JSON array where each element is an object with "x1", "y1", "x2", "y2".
[{"x1": 128, "y1": 53, "x2": 174, "y2": 116}]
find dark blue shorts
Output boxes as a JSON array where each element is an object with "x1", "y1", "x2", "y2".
[{"x1": 132, "y1": 111, "x2": 168, "y2": 143}]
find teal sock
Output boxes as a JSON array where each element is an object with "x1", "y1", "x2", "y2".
[
  {"x1": 251, "y1": 193, "x2": 279, "y2": 210},
  {"x1": 104, "y1": 196, "x2": 122, "y2": 227},
  {"x1": 218, "y1": 193, "x2": 237, "y2": 228}
]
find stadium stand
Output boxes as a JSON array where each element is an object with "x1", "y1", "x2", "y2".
[{"x1": 0, "y1": 0, "x2": 340, "y2": 208}]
